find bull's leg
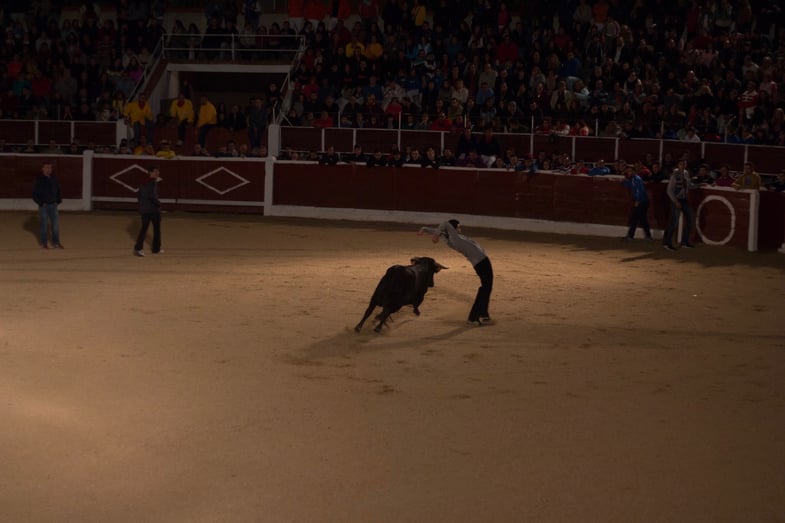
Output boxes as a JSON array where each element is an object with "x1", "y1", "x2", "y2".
[
  {"x1": 374, "y1": 308, "x2": 394, "y2": 333},
  {"x1": 412, "y1": 294, "x2": 425, "y2": 316},
  {"x1": 355, "y1": 301, "x2": 377, "y2": 332}
]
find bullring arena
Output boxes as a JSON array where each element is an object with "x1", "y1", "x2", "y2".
[{"x1": 1, "y1": 208, "x2": 783, "y2": 522}]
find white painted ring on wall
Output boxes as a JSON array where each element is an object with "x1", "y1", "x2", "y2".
[{"x1": 696, "y1": 195, "x2": 735, "y2": 245}]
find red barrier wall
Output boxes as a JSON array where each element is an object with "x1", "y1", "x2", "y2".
[
  {"x1": 272, "y1": 164, "x2": 766, "y2": 249},
  {"x1": 92, "y1": 156, "x2": 266, "y2": 212},
  {"x1": 1, "y1": 152, "x2": 781, "y2": 251},
  {"x1": 0, "y1": 155, "x2": 83, "y2": 199}
]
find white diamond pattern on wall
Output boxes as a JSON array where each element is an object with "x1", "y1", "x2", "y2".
[
  {"x1": 195, "y1": 167, "x2": 251, "y2": 195},
  {"x1": 109, "y1": 164, "x2": 148, "y2": 192}
]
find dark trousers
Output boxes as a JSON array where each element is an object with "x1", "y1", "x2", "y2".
[
  {"x1": 626, "y1": 200, "x2": 651, "y2": 239},
  {"x1": 248, "y1": 125, "x2": 263, "y2": 149},
  {"x1": 663, "y1": 198, "x2": 694, "y2": 247},
  {"x1": 468, "y1": 257, "x2": 493, "y2": 321},
  {"x1": 177, "y1": 120, "x2": 189, "y2": 142},
  {"x1": 134, "y1": 212, "x2": 162, "y2": 252},
  {"x1": 198, "y1": 124, "x2": 214, "y2": 147}
]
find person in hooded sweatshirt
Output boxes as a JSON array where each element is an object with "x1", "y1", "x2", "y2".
[{"x1": 418, "y1": 219, "x2": 493, "y2": 325}]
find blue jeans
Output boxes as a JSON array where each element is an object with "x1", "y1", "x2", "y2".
[
  {"x1": 39, "y1": 203, "x2": 60, "y2": 246},
  {"x1": 663, "y1": 198, "x2": 693, "y2": 246}
]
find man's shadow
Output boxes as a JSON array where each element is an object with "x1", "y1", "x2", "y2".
[
  {"x1": 126, "y1": 217, "x2": 139, "y2": 241},
  {"x1": 23, "y1": 214, "x2": 39, "y2": 243}
]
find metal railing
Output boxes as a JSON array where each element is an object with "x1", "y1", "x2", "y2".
[
  {"x1": 128, "y1": 38, "x2": 165, "y2": 103},
  {"x1": 161, "y1": 33, "x2": 304, "y2": 62}
]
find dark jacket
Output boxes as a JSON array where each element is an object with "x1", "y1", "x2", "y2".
[
  {"x1": 138, "y1": 179, "x2": 161, "y2": 214},
  {"x1": 32, "y1": 174, "x2": 62, "y2": 205}
]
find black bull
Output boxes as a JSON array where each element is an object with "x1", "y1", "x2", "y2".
[{"x1": 355, "y1": 257, "x2": 447, "y2": 333}]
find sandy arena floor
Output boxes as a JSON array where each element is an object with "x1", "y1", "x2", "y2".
[{"x1": 1, "y1": 211, "x2": 784, "y2": 523}]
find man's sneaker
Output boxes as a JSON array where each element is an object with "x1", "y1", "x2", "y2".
[
  {"x1": 621, "y1": 236, "x2": 633, "y2": 242},
  {"x1": 40, "y1": 243, "x2": 49, "y2": 249},
  {"x1": 152, "y1": 249, "x2": 164, "y2": 254},
  {"x1": 134, "y1": 250, "x2": 145, "y2": 257},
  {"x1": 681, "y1": 242, "x2": 696, "y2": 248},
  {"x1": 53, "y1": 244, "x2": 64, "y2": 249},
  {"x1": 663, "y1": 244, "x2": 676, "y2": 251},
  {"x1": 466, "y1": 319, "x2": 483, "y2": 327},
  {"x1": 479, "y1": 317, "x2": 494, "y2": 325}
]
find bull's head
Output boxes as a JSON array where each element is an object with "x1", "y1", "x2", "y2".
[
  {"x1": 411, "y1": 257, "x2": 447, "y2": 272},
  {"x1": 411, "y1": 257, "x2": 447, "y2": 288}
]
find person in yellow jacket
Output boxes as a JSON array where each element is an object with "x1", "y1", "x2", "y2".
[
  {"x1": 169, "y1": 92, "x2": 194, "y2": 146},
  {"x1": 124, "y1": 93, "x2": 155, "y2": 145},
  {"x1": 196, "y1": 95, "x2": 217, "y2": 148},
  {"x1": 732, "y1": 161, "x2": 762, "y2": 190},
  {"x1": 155, "y1": 139, "x2": 177, "y2": 159},
  {"x1": 345, "y1": 36, "x2": 365, "y2": 59}
]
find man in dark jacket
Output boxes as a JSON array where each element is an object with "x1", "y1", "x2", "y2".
[
  {"x1": 133, "y1": 166, "x2": 162, "y2": 257},
  {"x1": 32, "y1": 160, "x2": 63, "y2": 249}
]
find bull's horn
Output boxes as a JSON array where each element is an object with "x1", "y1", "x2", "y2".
[{"x1": 436, "y1": 263, "x2": 448, "y2": 270}]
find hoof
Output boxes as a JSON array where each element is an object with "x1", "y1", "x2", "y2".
[
  {"x1": 354, "y1": 325, "x2": 361, "y2": 333},
  {"x1": 413, "y1": 307, "x2": 420, "y2": 316}
]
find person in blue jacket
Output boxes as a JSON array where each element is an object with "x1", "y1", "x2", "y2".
[{"x1": 621, "y1": 164, "x2": 653, "y2": 241}]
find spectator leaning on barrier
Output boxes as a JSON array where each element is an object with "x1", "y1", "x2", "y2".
[
  {"x1": 713, "y1": 165, "x2": 735, "y2": 187},
  {"x1": 421, "y1": 146, "x2": 440, "y2": 168},
  {"x1": 732, "y1": 162, "x2": 762, "y2": 190},
  {"x1": 588, "y1": 159, "x2": 610, "y2": 176},
  {"x1": 318, "y1": 145, "x2": 340, "y2": 165},
  {"x1": 155, "y1": 139, "x2": 176, "y2": 159},
  {"x1": 366, "y1": 150, "x2": 387, "y2": 168}
]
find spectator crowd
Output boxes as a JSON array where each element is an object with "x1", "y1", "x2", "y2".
[{"x1": 2, "y1": 0, "x2": 785, "y2": 184}]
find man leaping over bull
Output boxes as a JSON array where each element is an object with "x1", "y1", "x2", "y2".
[{"x1": 418, "y1": 219, "x2": 493, "y2": 326}]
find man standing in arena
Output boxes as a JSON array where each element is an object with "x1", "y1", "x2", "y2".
[
  {"x1": 32, "y1": 159, "x2": 64, "y2": 249},
  {"x1": 663, "y1": 158, "x2": 698, "y2": 250},
  {"x1": 419, "y1": 219, "x2": 493, "y2": 326},
  {"x1": 134, "y1": 166, "x2": 163, "y2": 257},
  {"x1": 621, "y1": 164, "x2": 653, "y2": 241}
]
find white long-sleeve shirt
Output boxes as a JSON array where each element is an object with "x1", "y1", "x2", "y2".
[{"x1": 420, "y1": 221, "x2": 488, "y2": 267}]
